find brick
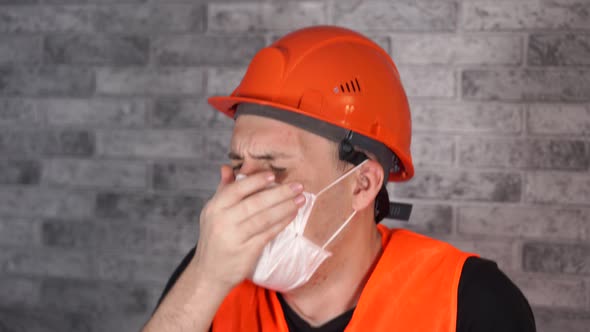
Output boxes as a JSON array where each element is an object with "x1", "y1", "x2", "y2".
[
  {"x1": 154, "y1": 35, "x2": 265, "y2": 66},
  {"x1": 0, "y1": 6, "x2": 94, "y2": 32},
  {"x1": 0, "y1": 99, "x2": 41, "y2": 126},
  {"x1": 411, "y1": 102, "x2": 522, "y2": 134},
  {"x1": 397, "y1": 66, "x2": 455, "y2": 98},
  {"x1": 97, "y1": 130, "x2": 201, "y2": 159},
  {"x1": 0, "y1": 216, "x2": 42, "y2": 245},
  {"x1": 0, "y1": 35, "x2": 41, "y2": 63},
  {"x1": 523, "y1": 242, "x2": 590, "y2": 276},
  {"x1": 0, "y1": 160, "x2": 41, "y2": 185},
  {"x1": 151, "y1": 97, "x2": 233, "y2": 129},
  {"x1": 527, "y1": 103, "x2": 590, "y2": 135},
  {"x1": 410, "y1": 135, "x2": 454, "y2": 167},
  {"x1": 529, "y1": 33, "x2": 590, "y2": 66},
  {"x1": 0, "y1": 309, "x2": 91, "y2": 332},
  {"x1": 44, "y1": 34, "x2": 149, "y2": 65},
  {"x1": 512, "y1": 275, "x2": 587, "y2": 309},
  {"x1": 0, "y1": 130, "x2": 94, "y2": 157},
  {"x1": 209, "y1": 2, "x2": 325, "y2": 32},
  {"x1": 526, "y1": 172, "x2": 590, "y2": 204},
  {"x1": 462, "y1": 69, "x2": 590, "y2": 102},
  {"x1": 94, "y1": 192, "x2": 203, "y2": 222},
  {"x1": 206, "y1": 67, "x2": 247, "y2": 95},
  {"x1": 41, "y1": 278, "x2": 151, "y2": 313},
  {"x1": 202, "y1": 129, "x2": 233, "y2": 161},
  {"x1": 458, "y1": 206, "x2": 589, "y2": 240},
  {"x1": 0, "y1": 276, "x2": 40, "y2": 307},
  {"x1": 0, "y1": 247, "x2": 92, "y2": 278},
  {"x1": 42, "y1": 219, "x2": 196, "y2": 255},
  {"x1": 458, "y1": 138, "x2": 588, "y2": 170},
  {"x1": 463, "y1": 1, "x2": 590, "y2": 31},
  {"x1": 0, "y1": 0, "x2": 38, "y2": 4},
  {"x1": 448, "y1": 239, "x2": 515, "y2": 270},
  {"x1": 43, "y1": 159, "x2": 147, "y2": 189},
  {"x1": 42, "y1": 98, "x2": 147, "y2": 127},
  {"x1": 90, "y1": 4, "x2": 205, "y2": 32},
  {"x1": 153, "y1": 162, "x2": 220, "y2": 191},
  {"x1": 533, "y1": 307, "x2": 590, "y2": 332},
  {"x1": 95, "y1": 252, "x2": 182, "y2": 284},
  {"x1": 97, "y1": 67, "x2": 205, "y2": 96},
  {"x1": 0, "y1": 188, "x2": 94, "y2": 218},
  {"x1": 393, "y1": 35, "x2": 522, "y2": 65},
  {"x1": 334, "y1": 0, "x2": 457, "y2": 32},
  {"x1": 382, "y1": 204, "x2": 452, "y2": 235},
  {"x1": 0, "y1": 65, "x2": 94, "y2": 96},
  {"x1": 391, "y1": 169, "x2": 522, "y2": 202}
]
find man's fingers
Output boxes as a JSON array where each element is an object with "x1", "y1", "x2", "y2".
[
  {"x1": 228, "y1": 182, "x2": 304, "y2": 221},
  {"x1": 216, "y1": 165, "x2": 235, "y2": 192},
  {"x1": 240, "y1": 193, "x2": 305, "y2": 240},
  {"x1": 215, "y1": 171, "x2": 277, "y2": 208}
]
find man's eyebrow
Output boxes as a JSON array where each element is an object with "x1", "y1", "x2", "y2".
[{"x1": 227, "y1": 151, "x2": 292, "y2": 161}]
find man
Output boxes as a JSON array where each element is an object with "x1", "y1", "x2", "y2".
[{"x1": 142, "y1": 26, "x2": 535, "y2": 331}]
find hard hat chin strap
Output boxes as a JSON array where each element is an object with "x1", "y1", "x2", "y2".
[{"x1": 338, "y1": 131, "x2": 411, "y2": 223}]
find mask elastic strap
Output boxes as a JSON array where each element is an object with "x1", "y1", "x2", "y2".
[
  {"x1": 316, "y1": 159, "x2": 369, "y2": 197},
  {"x1": 321, "y1": 210, "x2": 357, "y2": 249}
]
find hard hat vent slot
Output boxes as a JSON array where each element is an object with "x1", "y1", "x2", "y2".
[{"x1": 338, "y1": 78, "x2": 362, "y2": 94}]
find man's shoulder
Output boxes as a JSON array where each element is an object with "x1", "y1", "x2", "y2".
[{"x1": 457, "y1": 257, "x2": 536, "y2": 331}]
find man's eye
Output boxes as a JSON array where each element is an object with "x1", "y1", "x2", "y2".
[{"x1": 232, "y1": 164, "x2": 242, "y2": 171}]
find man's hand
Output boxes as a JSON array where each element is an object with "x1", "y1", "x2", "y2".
[
  {"x1": 192, "y1": 165, "x2": 305, "y2": 291},
  {"x1": 142, "y1": 165, "x2": 305, "y2": 332}
]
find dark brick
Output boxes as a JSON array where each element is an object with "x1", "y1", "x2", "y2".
[
  {"x1": 0, "y1": 247, "x2": 92, "y2": 278},
  {"x1": 0, "y1": 99, "x2": 41, "y2": 126},
  {"x1": 44, "y1": 34, "x2": 149, "y2": 65},
  {"x1": 462, "y1": 69, "x2": 590, "y2": 102},
  {"x1": 0, "y1": 35, "x2": 41, "y2": 63},
  {"x1": 42, "y1": 219, "x2": 195, "y2": 255},
  {"x1": 0, "y1": 276, "x2": 40, "y2": 308},
  {"x1": 0, "y1": 6, "x2": 94, "y2": 33},
  {"x1": 0, "y1": 130, "x2": 94, "y2": 157},
  {"x1": 151, "y1": 98, "x2": 233, "y2": 129},
  {"x1": 0, "y1": 160, "x2": 40, "y2": 185},
  {"x1": 391, "y1": 170, "x2": 522, "y2": 202},
  {"x1": 523, "y1": 242, "x2": 590, "y2": 276},
  {"x1": 153, "y1": 162, "x2": 219, "y2": 191},
  {"x1": 154, "y1": 35, "x2": 265, "y2": 65},
  {"x1": 532, "y1": 307, "x2": 590, "y2": 332},
  {"x1": 0, "y1": 188, "x2": 94, "y2": 218},
  {"x1": 529, "y1": 33, "x2": 590, "y2": 66},
  {"x1": 41, "y1": 278, "x2": 151, "y2": 313},
  {"x1": 0, "y1": 308, "x2": 92, "y2": 332},
  {"x1": 0, "y1": 65, "x2": 94, "y2": 96},
  {"x1": 458, "y1": 138, "x2": 589, "y2": 170},
  {"x1": 94, "y1": 192, "x2": 203, "y2": 221}
]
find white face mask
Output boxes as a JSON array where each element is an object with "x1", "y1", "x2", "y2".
[{"x1": 236, "y1": 159, "x2": 368, "y2": 292}]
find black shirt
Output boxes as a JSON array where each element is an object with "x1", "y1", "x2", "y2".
[{"x1": 155, "y1": 247, "x2": 536, "y2": 332}]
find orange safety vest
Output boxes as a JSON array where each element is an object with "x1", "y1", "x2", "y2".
[{"x1": 212, "y1": 225, "x2": 476, "y2": 332}]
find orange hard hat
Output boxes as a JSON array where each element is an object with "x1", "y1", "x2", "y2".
[{"x1": 208, "y1": 25, "x2": 413, "y2": 182}]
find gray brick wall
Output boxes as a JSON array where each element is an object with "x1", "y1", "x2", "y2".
[{"x1": 0, "y1": 0, "x2": 588, "y2": 331}]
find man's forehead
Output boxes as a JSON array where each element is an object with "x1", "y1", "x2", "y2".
[{"x1": 230, "y1": 114, "x2": 304, "y2": 155}]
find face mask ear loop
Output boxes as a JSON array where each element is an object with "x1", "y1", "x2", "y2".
[
  {"x1": 316, "y1": 159, "x2": 369, "y2": 197},
  {"x1": 321, "y1": 210, "x2": 357, "y2": 250}
]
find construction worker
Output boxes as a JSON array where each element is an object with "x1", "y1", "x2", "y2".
[{"x1": 142, "y1": 26, "x2": 536, "y2": 332}]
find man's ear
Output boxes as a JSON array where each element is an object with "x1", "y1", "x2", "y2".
[{"x1": 352, "y1": 160, "x2": 384, "y2": 211}]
